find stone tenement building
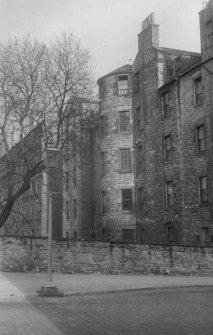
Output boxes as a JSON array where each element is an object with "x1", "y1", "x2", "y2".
[
  {"x1": 133, "y1": 2, "x2": 213, "y2": 245},
  {"x1": 3, "y1": 1, "x2": 213, "y2": 246},
  {"x1": 94, "y1": 65, "x2": 136, "y2": 241}
]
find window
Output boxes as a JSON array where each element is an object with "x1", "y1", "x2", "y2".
[
  {"x1": 166, "y1": 60, "x2": 173, "y2": 78},
  {"x1": 139, "y1": 229, "x2": 146, "y2": 242},
  {"x1": 101, "y1": 191, "x2": 106, "y2": 215},
  {"x1": 65, "y1": 171, "x2": 69, "y2": 192},
  {"x1": 165, "y1": 223, "x2": 177, "y2": 243},
  {"x1": 138, "y1": 187, "x2": 143, "y2": 212},
  {"x1": 66, "y1": 201, "x2": 69, "y2": 220},
  {"x1": 164, "y1": 134, "x2": 172, "y2": 163},
  {"x1": 100, "y1": 115, "x2": 107, "y2": 138},
  {"x1": 99, "y1": 81, "x2": 104, "y2": 99},
  {"x1": 201, "y1": 227, "x2": 210, "y2": 242},
  {"x1": 101, "y1": 152, "x2": 106, "y2": 174},
  {"x1": 134, "y1": 72, "x2": 140, "y2": 93},
  {"x1": 122, "y1": 189, "x2": 132, "y2": 210},
  {"x1": 206, "y1": 21, "x2": 213, "y2": 47},
  {"x1": 119, "y1": 111, "x2": 129, "y2": 132},
  {"x1": 136, "y1": 107, "x2": 141, "y2": 131},
  {"x1": 73, "y1": 167, "x2": 77, "y2": 188},
  {"x1": 73, "y1": 199, "x2": 77, "y2": 218},
  {"x1": 162, "y1": 92, "x2": 170, "y2": 118},
  {"x1": 197, "y1": 125, "x2": 205, "y2": 152},
  {"x1": 122, "y1": 229, "x2": 133, "y2": 241},
  {"x1": 118, "y1": 75, "x2": 128, "y2": 95},
  {"x1": 199, "y1": 176, "x2": 207, "y2": 202},
  {"x1": 194, "y1": 76, "x2": 202, "y2": 105},
  {"x1": 137, "y1": 145, "x2": 143, "y2": 172},
  {"x1": 120, "y1": 149, "x2": 131, "y2": 172},
  {"x1": 165, "y1": 181, "x2": 174, "y2": 207},
  {"x1": 36, "y1": 201, "x2": 40, "y2": 218}
]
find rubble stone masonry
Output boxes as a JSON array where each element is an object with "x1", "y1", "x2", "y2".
[{"x1": 1, "y1": 237, "x2": 213, "y2": 276}]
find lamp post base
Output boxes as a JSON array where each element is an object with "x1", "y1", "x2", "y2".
[{"x1": 37, "y1": 283, "x2": 65, "y2": 297}]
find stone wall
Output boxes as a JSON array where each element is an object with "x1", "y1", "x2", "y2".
[{"x1": 1, "y1": 237, "x2": 213, "y2": 276}]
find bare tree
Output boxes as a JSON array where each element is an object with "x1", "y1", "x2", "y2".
[{"x1": 0, "y1": 33, "x2": 95, "y2": 231}]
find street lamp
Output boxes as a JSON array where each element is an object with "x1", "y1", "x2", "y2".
[{"x1": 38, "y1": 146, "x2": 64, "y2": 297}]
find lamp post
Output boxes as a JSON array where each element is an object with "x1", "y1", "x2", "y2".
[{"x1": 38, "y1": 146, "x2": 64, "y2": 297}]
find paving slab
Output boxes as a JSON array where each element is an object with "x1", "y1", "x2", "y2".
[{"x1": 0, "y1": 272, "x2": 213, "y2": 298}]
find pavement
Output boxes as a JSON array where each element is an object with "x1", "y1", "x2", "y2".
[{"x1": 0, "y1": 271, "x2": 213, "y2": 299}]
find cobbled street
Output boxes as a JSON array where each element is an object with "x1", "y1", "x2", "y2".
[{"x1": 1, "y1": 287, "x2": 213, "y2": 335}]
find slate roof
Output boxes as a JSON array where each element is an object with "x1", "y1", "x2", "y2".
[{"x1": 97, "y1": 64, "x2": 132, "y2": 84}]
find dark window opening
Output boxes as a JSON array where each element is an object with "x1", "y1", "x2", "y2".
[
  {"x1": 73, "y1": 199, "x2": 77, "y2": 218},
  {"x1": 101, "y1": 152, "x2": 106, "y2": 174},
  {"x1": 65, "y1": 171, "x2": 69, "y2": 192},
  {"x1": 164, "y1": 134, "x2": 172, "y2": 163},
  {"x1": 137, "y1": 145, "x2": 143, "y2": 172},
  {"x1": 119, "y1": 111, "x2": 129, "y2": 132},
  {"x1": 138, "y1": 187, "x2": 143, "y2": 212},
  {"x1": 101, "y1": 191, "x2": 106, "y2": 215},
  {"x1": 194, "y1": 76, "x2": 202, "y2": 105},
  {"x1": 73, "y1": 167, "x2": 77, "y2": 188},
  {"x1": 99, "y1": 81, "x2": 104, "y2": 99},
  {"x1": 197, "y1": 125, "x2": 206, "y2": 152},
  {"x1": 122, "y1": 189, "x2": 132, "y2": 210},
  {"x1": 206, "y1": 21, "x2": 213, "y2": 47},
  {"x1": 162, "y1": 92, "x2": 170, "y2": 118},
  {"x1": 122, "y1": 229, "x2": 133, "y2": 241},
  {"x1": 199, "y1": 176, "x2": 207, "y2": 203},
  {"x1": 165, "y1": 181, "x2": 174, "y2": 207},
  {"x1": 100, "y1": 115, "x2": 107, "y2": 138},
  {"x1": 139, "y1": 228, "x2": 146, "y2": 242},
  {"x1": 201, "y1": 227, "x2": 210, "y2": 242},
  {"x1": 66, "y1": 201, "x2": 69, "y2": 220},
  {"x1": 136, "y1": 107, "x2": 141, "y2": 131},
  {"x1": 134, "y1": 72, "x2": 140, "y2": 93}
]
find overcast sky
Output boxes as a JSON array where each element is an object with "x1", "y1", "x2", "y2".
[{"x1": 0, "y1": 0, "x2": 204, "y2": 80}]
